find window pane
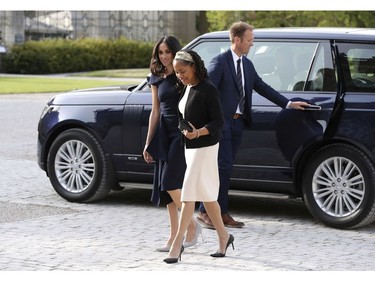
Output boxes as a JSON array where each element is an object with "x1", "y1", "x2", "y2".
[
  {"x1": 192, "y1": 41, "x2": 230, "y2": 67},
  {"x1": 337, "y1": 43, "x2": 375, "y2": 92},
  {"x1": 306, "y1": 43, "x2": 336, "y2": 92},
  {"x1": 248, "y1": 42, "x2": 318, "y2": 91}
]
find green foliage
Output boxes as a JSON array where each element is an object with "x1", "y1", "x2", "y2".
[
  {"x1": 3, "y1": 37, "x2": 154, "y2": 74},
  {"x1": 109, "y1": 38, "x2": 153, "y2": 69},
  {"x1": 206, "y1": 11, "x2": 375, "y2": 31}
]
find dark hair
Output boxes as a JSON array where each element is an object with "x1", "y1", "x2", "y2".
[
  {"x1": 150, "y1": 35, "x2": 182, "y2": 76},
  {"x1": 229, "y1": 21, "x2": 254, "y2": 43},
  {"x1": 189, "y1": 49, "x2": 208, "y2": 82},
  {"x1": 175, "y1": 49, "x2": 208, "y2": 85}
]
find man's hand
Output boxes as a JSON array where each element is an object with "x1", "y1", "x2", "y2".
[{"x1": 289, "y1": 101, "x2": 311, "y2": 110}]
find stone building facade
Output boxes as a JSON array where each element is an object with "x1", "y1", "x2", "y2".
[{"x1": 0, "y1": 11, "x2": 199, "y2": 47}]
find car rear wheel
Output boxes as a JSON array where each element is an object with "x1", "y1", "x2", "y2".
[
  {"x1": 302, "y1": 143, "x2": 375, "y2": 229},
  {"x1": 47, "y1": 128, "x2": 111, "y2": 202}
]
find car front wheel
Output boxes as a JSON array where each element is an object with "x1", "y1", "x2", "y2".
[
  {"x1": 47, "y1": 128, "x2": 111, "y2": 202},
  {"x1": 302, "y1": 143, "x2": 375, "y2": 229}
]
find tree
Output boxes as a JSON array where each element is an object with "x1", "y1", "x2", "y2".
[{"x1": 206, "y1": 11, "x2": 375, "y2": 32}]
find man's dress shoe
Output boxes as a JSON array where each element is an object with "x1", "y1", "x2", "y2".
[{"x1": 222, "y1": 213, "x2": 245, "y2": 228}]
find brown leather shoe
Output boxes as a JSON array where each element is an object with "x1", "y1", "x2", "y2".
[
  {"x1": 197, "y1": 211, "x2": 215, "y2": 229},
  {"x1": 222, "y1": 213, "x2": 245, "y2": 228}
]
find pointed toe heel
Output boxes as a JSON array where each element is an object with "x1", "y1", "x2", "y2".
[
  {"x1": 163, "y1": 246, "x2": 184, "y2": 264},
  {"x1": 210, "y1": 234, "x2": 234, "y2": 258},
  {"x1": 163, "y1": 257, "x2": 179, "y2": 264},
  {"x1": 183, "y1": 223, "x2": 203, "y2": 248}
]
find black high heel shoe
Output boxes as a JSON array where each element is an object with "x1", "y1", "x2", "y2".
[
  {"x1": 210, "y1": 234, "x2": 234, "y2": 258},
  {"x1": 163, "y1": 245, "x2": 184, "y2": 264}
]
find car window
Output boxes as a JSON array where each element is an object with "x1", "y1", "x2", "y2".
[
  {"x1": 306, "y1": 42, "x2": 337, "y2": 92},
  {"x1": 337, "y1": 43, "x2": 375, "y2": 93},
  {"x1": 247, "y1": 41, "x2": 319, "y2": 92},
  {"x1": 190, "y1": 40, "x2": 230, "y2": 67}
]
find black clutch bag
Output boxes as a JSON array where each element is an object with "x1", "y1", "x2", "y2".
[{"x1": 178, "y1": 119, "x2": 193, "y2": 132}]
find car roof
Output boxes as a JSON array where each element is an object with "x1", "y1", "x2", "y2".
[{"x1": 198, "y1": 27, "x2": 375, "y2": 41}]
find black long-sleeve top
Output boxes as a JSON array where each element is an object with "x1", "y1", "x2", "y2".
[{"x1": 179, "y1": 79, "x2": 224, "y2": 149}]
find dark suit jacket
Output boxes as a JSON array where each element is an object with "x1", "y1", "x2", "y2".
[
  {"x1": 178, "y1": 79, "x2": 224, "y2": 149},
  {"x1": 208, "y1": 49, "x2": 290, "y2": 130}
]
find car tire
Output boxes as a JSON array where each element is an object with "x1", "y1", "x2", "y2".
[
  {"x1": 47, "y1": 128, "x2": 111, "y2": 202},
  {"x1": 302, "y1": 143, "x2": 375, "y2": 229}
]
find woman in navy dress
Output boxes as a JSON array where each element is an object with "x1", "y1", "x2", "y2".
[{"x1": 143, "y1": 36, "x2": 201, "y2": 252}]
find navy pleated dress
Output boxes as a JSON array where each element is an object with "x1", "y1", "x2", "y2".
[{"x1": 146, "y1": 73, "x2": 186, "y2": 206}]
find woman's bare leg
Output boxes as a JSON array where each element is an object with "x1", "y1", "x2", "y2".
[
  {"x1": 203, "y1": 201, "x2": 229, "y2": 253},
  {"x1": 165, "y1": 202, "x2": 178, "y2": 246},
  {"x1": 166, "y1": 201, "x2": 195, "y2": 259},
  {"x1": 168, "y1": 189, "x2": 197, "y2": 242}
]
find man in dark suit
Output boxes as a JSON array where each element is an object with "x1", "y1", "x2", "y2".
[{"x1": 197, "y1": 21, "x2": 309, "y2": 228}]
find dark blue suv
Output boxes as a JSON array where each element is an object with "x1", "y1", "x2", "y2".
[{"x1": 37, "y1": 28, "x2": 375, "y2": 229}]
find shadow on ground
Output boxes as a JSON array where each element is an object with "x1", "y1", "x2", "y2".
[{"x1": 100, "y1": 186, "x2": 313, "y2": 222}]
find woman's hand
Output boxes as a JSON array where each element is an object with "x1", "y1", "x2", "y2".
[
  {"x1": 183, "y1": 122, "x2": 200, "y2": 140},
  {"x1": 143, "y1": 149, "x2": 153, "y2": 164}
]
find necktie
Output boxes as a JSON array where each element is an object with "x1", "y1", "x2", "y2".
[{"x1": 236, "y1": 58, "x2": 245, "y2": 113}]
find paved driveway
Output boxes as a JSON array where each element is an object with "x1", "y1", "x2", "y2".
[{"x1": 0, "y1": 93, "x2": 374, "y2": 273}]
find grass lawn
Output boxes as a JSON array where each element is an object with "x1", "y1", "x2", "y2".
[{"x1": 0, "y1": 76, "x2": 145, "y2": 95}]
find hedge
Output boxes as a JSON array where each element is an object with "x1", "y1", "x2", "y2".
[{"x1": 2, "y1": 37, "x2": 154, "y2": 74}]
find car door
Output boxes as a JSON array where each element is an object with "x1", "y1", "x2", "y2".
[
  {"x1": 232, "y1": 40, "x2": 337, "y2": 194},
  {"x1": 331, "y1": 42, "x2": 375, "y2": 157}
]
